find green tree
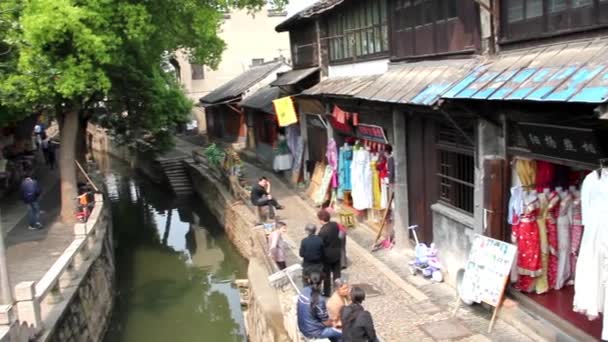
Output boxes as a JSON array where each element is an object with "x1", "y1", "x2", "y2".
[{"x1": 0, "y1": 0, "x2": 285, "y2": 222}]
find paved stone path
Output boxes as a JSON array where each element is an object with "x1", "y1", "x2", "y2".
[
  {"x1": 173, "y1": 137, "x2": 537, "y2": 342},
  {"x1": 2, "y1": 152, "x2": 72, "y2": 288}
]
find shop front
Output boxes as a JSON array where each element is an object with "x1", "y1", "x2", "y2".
[
  {"x1": 504, "y1": 120, "x2": 608, "y2": 340},
  {"x1": 323, "y1": 102, "x2": 395, "y2": 232}
]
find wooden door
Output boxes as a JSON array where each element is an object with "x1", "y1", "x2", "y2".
[
  {"x1": 483, "y1": 157, "x2": 507, "y2": 241},
  {"x1": 307, "y1": 125, "x2": 328, "y2": 165},
  {"x1": 406, "y1": 116, "x2": 437, "y2": 243}
]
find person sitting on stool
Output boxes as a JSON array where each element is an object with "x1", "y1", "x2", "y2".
[{"x1": 250, "y1": 176, "x2": 284, "y2": 217}]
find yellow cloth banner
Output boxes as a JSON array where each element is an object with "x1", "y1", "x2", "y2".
[{"x1": 273, "y1": 96, "x2": 298, "y2": 127}]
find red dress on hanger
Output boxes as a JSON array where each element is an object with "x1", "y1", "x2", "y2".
[
  {"x1": 546, "y1": 191, "x2": 560, "y2": 289},
  {"x1": 514, "y1": 196, "x2": 543, "y2": 292},
  {"x1": 535, "y1": 161, "x2": 556, "y2": 193}
]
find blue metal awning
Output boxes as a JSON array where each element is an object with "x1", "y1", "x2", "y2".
[
  {"x1": 443, "y1": 38, "x2": 608, "y2": 103},
  {"x1": 357, "y1": 59, "x2": 478, "y2": 106}
]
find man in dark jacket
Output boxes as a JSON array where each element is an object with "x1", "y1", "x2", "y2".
[
  {"x1": 250, "y1": 177, "x2": 284, "y2": 210},
  {"x1": 340, "y1": 286, "x2": 378, "y2": 342},
  {"x1": 20, "y1": 172, "x2": 42, "y2": 230},
  {"x1": 299, "y1": 223, "x2": 324, "y2": 282},
  {"x1": 317, "y1": 209, "x2": 341, "y2": 297}
]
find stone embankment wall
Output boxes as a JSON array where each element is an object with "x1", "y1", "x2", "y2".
[
  {"x1": 0, "y1": 194, "x2": 115, "y2": 342},
  {"x1": 186, "y1": 161, "x2": 256, "y2": 258},
  {"x1": 87, "y1": 123, "x2": 166, "y2": 184},
  {"x1": 186, "y1": 160, "x2": 304, "y2": 342},
  {"x1": 45, "y1": 231, "x2": 114, "y2": 342}
]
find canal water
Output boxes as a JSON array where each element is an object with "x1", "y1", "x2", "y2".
[{"x1": 98, "y1": 156, "x2": 248, "y2": 342}]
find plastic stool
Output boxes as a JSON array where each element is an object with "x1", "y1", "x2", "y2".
[{"x1": 338, "y1": 211, "x2": 356, "y2": 229}]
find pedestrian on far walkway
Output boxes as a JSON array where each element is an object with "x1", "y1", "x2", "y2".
[
  {"x1": 300, "y1": 223, "x2": 324, "y2": 282},
  {"x1": 269, "y1": 221, "x2": 289, "y2": 270},
  {"x1": 340, "y1": 286, "x2": 378, "y2": 342},
  {"x1": 20, "y1": 169, "x2": 42, "y2": 230},
  {"x1": 318, "y1": 209, "x2": 341, "y2": 297}
]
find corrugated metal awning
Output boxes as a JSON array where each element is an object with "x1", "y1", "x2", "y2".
[
  {"x1": 271, "y1": 67, "x2": 320, "y2": 87},
  {"x1": 200, "y1": 62, "x2": 286, "y2": 105},
  {"x1": 239, "y1": 86, "x2": 284, "y2": 115},
  {"x1": 357, "y1": 59, "x2": 478, "y2": 106},
  {"x1": 443, "y1": 38, "x2": 608, "y2": 103},
  {"x1": 302, "y1": 75, "x2": 378, "y2": 97}
]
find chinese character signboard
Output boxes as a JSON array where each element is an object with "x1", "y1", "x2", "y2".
[
  {"x1": 517, "y1": 122, "x2": 606, "y2": 164},
  {"x1": 356, "y1": 124, "x2": 388, "y2": 144}
]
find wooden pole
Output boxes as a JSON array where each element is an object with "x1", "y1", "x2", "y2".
[
  {"x1": 371, "y1": 191, "x2": 394, "y2": 249},
  {"x1": 75, "y1": 160, "x2": 99, "y2": 192},
  {"x1": 488, "y1": 276, "x2": 510, "y2": 333}
]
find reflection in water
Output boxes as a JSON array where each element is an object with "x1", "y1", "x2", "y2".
[{"x1": 99, "y1": 155, "x2": 247, "y2": 342}]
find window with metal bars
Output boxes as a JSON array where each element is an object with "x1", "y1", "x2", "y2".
[{"x1": 436, "y1": 123, "x2": 475, "y2": 214}]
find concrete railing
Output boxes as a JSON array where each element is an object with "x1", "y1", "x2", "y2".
[{"x1": 7, "y1": 193, "x2": 107, "y2": 340}]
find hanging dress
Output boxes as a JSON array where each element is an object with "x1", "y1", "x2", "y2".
[
  {"x1": 574, "y1": 170, "x2": 608, "y2": 338},
  {"x1": 555, "y1": 191, "x2": 572, "y2": 290},
  {"x1": 516, "y1": 159, "x2": 537, "y2": 190},
  {"x1": 326, "y1": 139, "x2": 338, "y2": 189},
  {"x1": 569, "y1": 192, "x2": 583, "y2": 283},
  {"x1": 351, "y1": 149, "x2": 372, "y2": 210},
  {"x1": 514, "y1": 195, "x2": 542, "y2": 293},
  {"x1": 371, "y1": 154, "x2": 381, "y2": 209},
  {"x1": 338, "y1": 147, "x2": 353, "y2": 199},
  {"x1": 546, "y1": 191, "x2": 560, "y2": 289},
  {"x1": 535, "y1": 161, "x2": 555, "y2": 193},
  {"x1": 534, "y1": 192, "x2": 550, "y2": 294},
  {"x1": 377, "y1": 155, "x2": 389, "y2": 209}
]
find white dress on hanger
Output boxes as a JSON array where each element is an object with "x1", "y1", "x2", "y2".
[
  {"x1": 351, "y1": 148, "x2": 372, "y2": 210},
  {"x1": 574, "y1": 169, "x2": 608, "y2": 340}
]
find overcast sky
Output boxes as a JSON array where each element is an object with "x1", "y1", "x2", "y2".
[{"x1": 286, "y1": 0, "x2": 314, "y2": 17}]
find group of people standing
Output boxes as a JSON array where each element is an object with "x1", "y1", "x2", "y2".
[
  {"x1": 252, "y1": 175, "x2": 378, "y2": 341},
  {"x1": 295, "y1": 210, "x2": 379, "y2": 342}
]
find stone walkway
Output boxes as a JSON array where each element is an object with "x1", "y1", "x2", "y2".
[
  {"x1": 1, "y1": 151, "x2": 72, "y2": 288},
  {"x1": 173, "y1": 137, "x2": 537, "y2": 342}
]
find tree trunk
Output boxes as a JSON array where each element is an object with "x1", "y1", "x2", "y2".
[
  {"x1": 75, "y1": 117, "x2": 88, "y2": 178},
  {"x1": 59, "y1": 110, "x2": 80, "y2": 223}
]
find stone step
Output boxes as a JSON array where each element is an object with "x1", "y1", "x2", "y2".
[
  {"x1": 162, "y1": 165, "x2": 184, "y2": 171},
  {"x1": 165, "y1": 171, "x2": 187, "y2": 177}
]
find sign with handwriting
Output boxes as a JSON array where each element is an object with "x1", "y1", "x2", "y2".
[{"x1": 460, "y1": 234, "x2": 517, "y2": 307}]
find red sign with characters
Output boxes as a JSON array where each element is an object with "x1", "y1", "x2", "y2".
[{"x1": 356, "y1": 124, "x2": 387, "y2": 144}]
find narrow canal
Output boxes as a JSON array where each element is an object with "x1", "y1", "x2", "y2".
[{"x1": 98, "y1": 155, "x2": 248, "y2": 342}]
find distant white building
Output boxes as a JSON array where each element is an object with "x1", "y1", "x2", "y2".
[{"x1": 174, "y1": 6, "x2": 291, "y2": 133}]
